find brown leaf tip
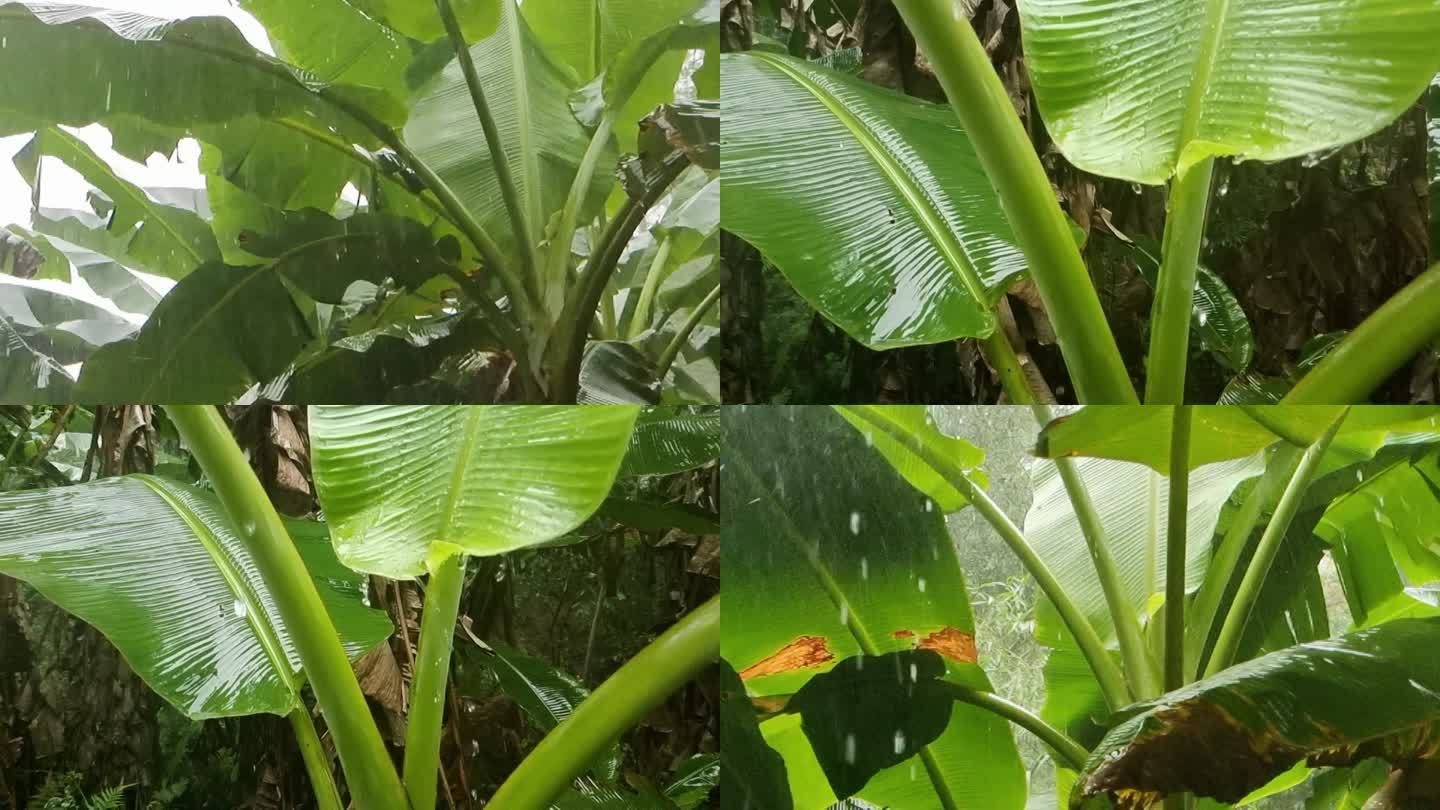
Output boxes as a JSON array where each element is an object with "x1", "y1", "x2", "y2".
[{"x1": 739, "y1": 635, "x2": 835, "y2": 680}]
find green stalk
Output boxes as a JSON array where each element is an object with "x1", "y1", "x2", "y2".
[
  {"x1": 1184, "y1": 442, "x2": 1303, "y2": 677},
  {"x1": 1032, "y1": 405, "x2": 1158, "y2": 697},
  {"x1": 1163, "y1": 406, "x2": 1192, "y2": 692},
  {"x1": 403, "y1": 552, "x2": 468, "y2": 810},
  {"x1": 545, "y1": 113, "x2": 617, "y2": 317},
  {"x1": 890, "y1": 0, "x2": 1136, "y2": 404},
  {"x1": 167, "y1": 406, "x2": 408, "y2": 810},
  {"x1": 1283, "y1": 263, "x2": 1440, "y2": 404},
  {"x1": 488, "y1": 596, "x2": 719, "y2": 809},
  {"x1": 654, "y1": 284, "x2": 721, "y2": 380},
  {"x1": 627, "y1": 233, "x2": 674, "y2": 339},
  {"x1": 1204, "y1": 410, "x2": 1348, "y2": 677},
  {"x1": 935, "y1": 682, "x2": 1089, "y2": 772},
  {"x1": 1145, "y1": 160, "x2": 1216, "y2": 404},
  {"x1": 434, "y1": 0, "x2": 542, "y2": 299},
  {"x1": 837, "y1": 407, "x2": 1131, "y2": 708},
  {"x1": 982, "y1": 331, "x2": 1039, "y2": 405},
  {"x1": 289, "y1": 708, "x2": 344, "y2": 810}
]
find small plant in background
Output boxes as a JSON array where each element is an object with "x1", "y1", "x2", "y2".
[{"x1": 25, "y1": 773, "x2": 129, "y2": 810}]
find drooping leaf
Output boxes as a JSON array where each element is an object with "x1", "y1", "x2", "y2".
[
  {"x1": 0, "y1": 277, "x2": 136, "y2": 366},
  {"x1": 1019, "y1": 0, "x2": 1440, "y2": 184},
  {"x1": 833, "y1": 405, "x2": 987, "y2": 513},
  {"x1": 726, "y1": 406, "x2": 1025, "y2": 809},
  {"x1": 721, "y1": 51, "x2": 1027, "y2": 350},
  {"x1": 719, "y1": 659, "x2": 793, "y2": 810},
  {"x1": 0, "y1": 475, "x2": 392, "y2": 719},
  {"x1": 309, "y1": 405, "x2": 638, "y2": 577},
  {"x1": 618, "y1": 406, "x2": 718, "y2": 476},
  {"x1": 577, "y1": 341, "x2": 663, "y2": 404},
  {"x1": 1073, "y1": 618, "x2": 1440, "y2": 808}
]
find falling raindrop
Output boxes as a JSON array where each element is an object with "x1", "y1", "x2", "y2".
[
  {"x1": 917, "y1": 577, "x2": 927, "y2": 593},
  {"x1": 893, "y1": 730, "x2": 907, "y2": 755},
  {"x1": 849, "y1": 511, "x2": 862, "y2": 534},
  {"x1": 843, "y1": 733, "x2": 857, "y2": 764},
  {"x1": 232, "y1": 600, "x2": 247, "y2": 618}
]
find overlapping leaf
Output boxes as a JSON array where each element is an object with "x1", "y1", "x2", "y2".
[
  {"x1": 721, "y1": 51, "x2": 1027, "y2": 349},
  {"x1": 619, "y1": 406, "x2": 719, "y2": 476}
]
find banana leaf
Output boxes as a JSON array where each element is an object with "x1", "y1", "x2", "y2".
[{"x1": 618, "y1": 406, "x2": 718, "y2": 476}]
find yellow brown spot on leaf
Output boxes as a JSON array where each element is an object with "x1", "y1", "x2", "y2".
[
  {"x1": 918, "y1": 627, "x2": 977, "y2": 664},
  {"x1": 739, "y1": 635, "x2": 835, "y2": 680},
  {"x1": 892, "y1": 629, "x2": 915, "y2": 639}
]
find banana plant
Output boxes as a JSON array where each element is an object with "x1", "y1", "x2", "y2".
[
  {"x1": 0, "y1": 0, "x2": 719, "y2": 404},
  {"x1": 0, "y1": 403, "x2": 722, "y2": 809},
  {"x1": 723, "y1": 404, "x2": 1440, "y2": 808},
  {"x1": 722, "y1": 1, "x2": 1440, "y2": 404}
]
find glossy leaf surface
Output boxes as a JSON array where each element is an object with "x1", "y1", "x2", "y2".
[
  {"x1": 619, "y1": 406, "x2": 719, "y2": 476},
  {"x1": 0, "y1": 476, "x2": 391, "y2": 718},
  {"x1": 721, "y1": 51, "x2": 1028, "y2": 349},
  {"x1": 1020, "y1": 0, "x2": 1440, "y2": 184},
  {"x1": 309, "y1": 405, "x2": 638, "y2": 577},
  {"x1": 833, "y1": 405, "x2": 986, "y2": 513}
]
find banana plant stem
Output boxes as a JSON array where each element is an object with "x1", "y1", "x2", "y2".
[
  {"x1": 1204, "y1": 410, "x2": 1348, "y2": 677},
  {"x1": 488, "y1": 596, "x2": 719, "y2": 809},
  {"x1": 837, "y1": 407, "x2": 1132, "y2": 708},
  {"x1": 1184, "y1": 442, "x2": 1302, "y2": 676},
  {"x1": 167, "y1": 406, "x2": 409, "y2": 810},
  {"x1": 655, "y1": 284, "x2": 721, "y2": 379},
  {"x1": 1283, "y1": 263, "x2": 1440, "y2": 403},
  {"x1": 1032, "y1": 405, "x2": 1159, "y2": 698},
  {"x1": 891, "y1": 0, "x2": 1136, "y2": 404},
  {"x1": 982, "y1": 331, "x2": 1039, "y2": 404},
  {"x1": 546, "y1": 113, "x2": 617, "y2": 317},
  {"x1": 434, "y1": 0, "x2": 542, "y2": 301},
  {"x1": 1163, "y1": 406, "x2": 1192, "y2": 692},
  {"x1": 935, "y1": 682, "x2": 1089, "y2": 772},
  {"x1": 1145, "y1": 159, "x2": 1216, "y2": 404},
  {"x1": 403, "y1": 552, "x2": 468, "y2": 810},
  {"x1": 628, "y1": 234, "x2": 674, "y2": 339},
  {"x1": 289, "y1": 707, "x2": 344, "y2": 810}
]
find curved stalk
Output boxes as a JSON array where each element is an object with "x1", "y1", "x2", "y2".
[
  {"x1": 545, "y1": 113, "x2": 617, "y2": 316},
  {"x1": 655, "y1": 284, "x2": 720, "y2": 379},
  {"x1": 935, "y1": 682, "x2": 1089, "y2": 772},
  {"x1": 1185, "y1": 442, "x2": 1303, "y2": 676},
  {"x1": 403, "y1": 552, "x2": 468, "y2": 810},
  {"x1": 435, "y1": 0, "x2": 542, "y2": 297},
  {"x1": 167, "y1": 406, "x2": 409, "y2": 810},
  {"x1": 289, "y1": 707, "x2": 344, "y2": 810},
  {"x1": 982, "y1": 331, "x2": 1039, "y2": 405},
  {"x1": 488, "y1": 595, "x2": 719, "y2": 809},
  {"x1": 1283, "y1": 263, "x2": 1440, "y2": 404},
  {"x1": 1204, "y1": 410, "x2": 1348, "y2": 677},
  {"x1": 628, "y1": 234, "x2": 674, "y2": 339},
  {"x1": 1145, "y1": 160, "x2": 1216, "y2": 404},
  {"x1": 1032, "y1": 405, "x2": 1158, "y2": 698},
  {"x1": 837, "y1": 406, "x2": 1131, "y2": 708},
  {"x1": 1163, "y1": 406, "x2": 1192, "y2": 692},
  {"x1": 890, "y1": 0, "x2": 1137, "y2": 404}
]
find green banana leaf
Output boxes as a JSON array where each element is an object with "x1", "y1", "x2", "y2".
[
  {"x1": 308, "y1": 405, "x2": 639, "y2": 577},
  {"x1": 19, "y1": 211, "x2": 165, "y2": 316},
  {"x1": 577, "y1": 341, "x2": 664, "y2": 405},
  {"x1": 663, "y1": 755, "x2": 719, "y2": 810},
  {"x1": 595, "y1": 496, "x2": 719, "y2": 535},
  {"x1": 1073, "y1": 618, "x2": 1440, "y2": 808},
  {"x1": 1019, "y1": 0, "x2": 1440, "y2": 184},
  {"x1": 720, "y1": 51, "x2": 1027, "y2": 350},
  {"x1": 725, "y1": 406, "x2": 1025, "y2": 809},
  {"x1": 1132, "y1": 238, "x2": 1254, "y2": 372},
  {"x1": 833, "y1": 405, "x2": 986, "y2": 513},
  {"x1": 235, "y1": 0, "x2": 414, "y2": 103},
  {"x1": 342, "y1": 0, "x2": 499, "y2": 43},
  {"x1": 0, "y1": 475, "x2": 392, "y2": 719},
  {"x1": 618, "y1": 406, "x2": 719, "y2": 476},
  {"x1": 720, "y1": 659, "x2": 793, "y2": 810},
  {"x1": 0, "y1": 279, "x2": 137, "y2": 401}
]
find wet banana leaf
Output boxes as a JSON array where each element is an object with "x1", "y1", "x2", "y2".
[
  {"x1": 309, "y1": 405, "x2": 638, "y2": 577},
  {"x1": 576, "y1": 341, "x2": 664, "y2": 405},
  {"x1": 720, "y1": 659, "x2": 793, "y2": 810},
  {"x1": 725, "y1": 406, "x2": 1025, "y2": 809},
  {"x1": 0, "y1": 277, "x2": 136, "y2": 365},
  {"x1": 833, "y1": 405, "x2": 986, "y2": 513},
  {"x1": 23, "y1": 209, "x2": 165, "y2": 315},
  {"x1": 619, "y1": 406, "x2": 719, "y2": 476},
  {"x1": 343, "y1": 0, "x2": 500, "y2": 43},
  {"x1": 236, "y1": 0, "x2": 414, "y2": 102},
  {"x1": 1132, "y1": 240, "x2": 1253, "y2": 372},
  {"x1": 1019, "y1": 0, "x2": 1440, "y2": 184},
  {"x1": 0, "y1": 476, "x2": 392, "y2": 719},
  {"x1": 663, "y1": 755, "x2": 719, "y2": 810},
  {"x1": 721, "y1": 51, "x2": 1027, "y2": 350},
  {"x1": 1037, "y1": 406, "x2": 1440, "y2": 474},
  {"x1": 1073, "y1": 618, "x2": 1440, "y2": 808}
]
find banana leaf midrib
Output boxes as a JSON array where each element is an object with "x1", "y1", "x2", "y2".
[{"x1": 747, "y1": 51, "x2": 997, "y2": 323}]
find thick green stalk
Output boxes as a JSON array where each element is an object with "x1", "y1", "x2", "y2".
[
  {"x1": 1032, "y1": 405, "x2": 1158, "y2": 697},
  {"x1": 837, "y1": 407, "x2": 1131, "y2": 708},
  {"x1": 1145, "y1": 160, "x2": 1216, "y2": 404},
  {"x1": 545, "y1": 113, "x2": 617, "y2": 317},
  {"x1": 1184, "y1": 442, "x2": 1303, "y2": 677},
  {"x1": 627, "y1": 233, "x2": 674, "y2": 339},
  {"x1": 434, "y1": 0, "x2": 542, "y2": 299},
  {"x1": 403, "y1": 552, "x2": 468, "y2": 810},
  {"x1": 935, "y1": 682, "x2": 1089, "y2": 772},
  {"x1": 489, "y1": 596, "x2": 719, "y2": 809},
  {"x1": 655, "y1": 284, "x2": 721, "y2": 379},
  {"x1": 1283, "y1": 263, "x2": 1440, "y2": 404},
  {"x1": 167, "y1": 406, "x2": 408, "y2": 810},
  {"x1": 982, "y1": 331, "x2": 1039, "y2": 405},
  {"x1": 1163, "y1": 406, "x2": 1192, "y2": 692},
  {"x1": 1204, "y1": 410, "x2": 1348, "y2": 677},
  {"x1": 289, "y1": 708, "x2": 344, "y2": 810},
  {"x1": 890, "y1": 0, "x2": 1136, "y2": 404}
]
